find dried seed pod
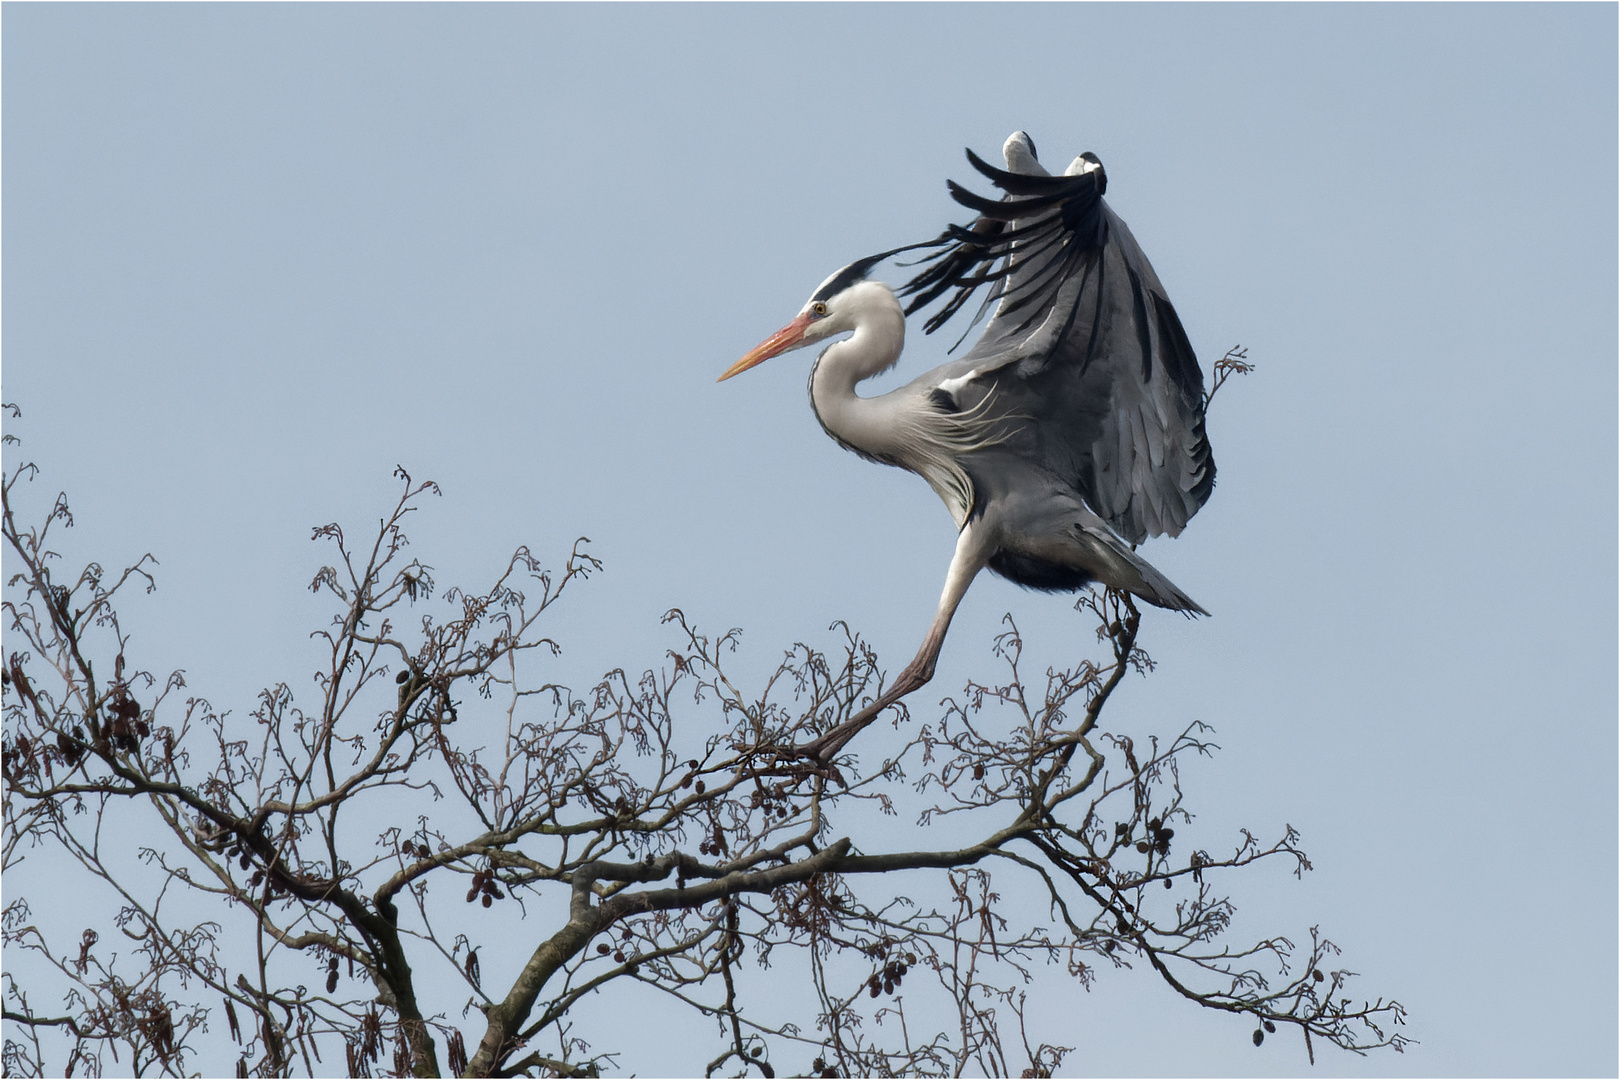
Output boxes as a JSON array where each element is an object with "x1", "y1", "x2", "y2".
[
  {"x1": 1263, "y1": 1020, "x2": 1276, "y2": 1034},
  {"x1": 613, "y1": 950, "x2": 625, "y2": 963},
  {"x1": 813, "y1": 1058, "x2": 826, "y2": 1072},
  {"x1": 326, "y1": 969, "x2": 339, "y2": 994},
  {"x1": 622, "y1": 927, "x2": 634, "y2": 941},
  {"x1": 1135, "y1": 841, "x2": 1149, "y2": 854},
  {"x1": 904, "y1": 953, "x2": 916, "y2": 965},
  {"x1": 695, "y1": 780, "x2": 706, "y2": 794},
  {"x1": 868, "y1": 984, "x2": 879, "y2": 999},
  {"x1": 1252, "y1": 1028, "x2": 1264, "y2": 1046},
  {"x1": 1312, "y1": 969, "x2": 1325, "y2": 983},
  {"x1": 972, "y1": 763, "x2": 985, "y2": 780},
  {"x1": 596, "y1": 943, "x2": 610, "y2": 955},
  {"x1": 466, "y1": 887, "x2": 479, "y2": 903},
  {"x1": 481, "y1": 893, "x2": 492, "y2": 908},
  {"x1": 1164, "y1": 878, "x2": 1173, "y2": 889}
]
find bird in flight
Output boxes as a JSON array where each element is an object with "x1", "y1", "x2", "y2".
[{"x1": 720, "y1": 131, "x2": 1213, "y2": 769}]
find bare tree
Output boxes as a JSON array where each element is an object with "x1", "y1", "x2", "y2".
[{"x1": 2, "y1": 391, "x2": 1404, "y2": 1078}]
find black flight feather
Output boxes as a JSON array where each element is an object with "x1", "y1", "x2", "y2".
[{"x1": 841, "y1": 138, "x2": 1214, "y2": 544}]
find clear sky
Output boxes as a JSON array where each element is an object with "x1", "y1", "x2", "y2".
[{"x1": 4, "y1": 4, "x2": 1615, "y2": 1076}]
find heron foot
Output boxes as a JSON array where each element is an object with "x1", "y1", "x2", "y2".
[{"x1": 794, "y1": 660, "x2": 936, "y2": 774}]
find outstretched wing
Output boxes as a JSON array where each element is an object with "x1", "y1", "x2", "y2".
[{"x1": 896, "y1": 135, "x2": 1214, "y2": 545}]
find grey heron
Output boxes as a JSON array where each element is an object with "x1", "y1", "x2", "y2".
[{"x1": 720, "y1": 132, "x2": 1213, "y2": 768}]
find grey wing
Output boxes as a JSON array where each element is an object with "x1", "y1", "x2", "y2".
[{"x1": 898, "y1": 133, "x2": 1214, "y2": 545}]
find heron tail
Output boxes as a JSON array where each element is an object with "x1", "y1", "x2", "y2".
[
  {"x1": 1124, "y1": 558, "x2": 1208, "y2": 617},
  {"x1": 1070, "y1": 517, "x2": 1209, "y2": 617}
]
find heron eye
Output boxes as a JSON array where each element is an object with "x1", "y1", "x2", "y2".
[{"x1": 811, "y1": 302, "x2": 828, "y2": 317}]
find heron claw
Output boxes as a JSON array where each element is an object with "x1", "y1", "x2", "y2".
[{"x1": 792, "y1": 659, "x2": 935, "y2": 774}]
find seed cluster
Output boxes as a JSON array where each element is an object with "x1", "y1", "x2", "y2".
[
  {"x1": 465, "y1": 869, "x2": 504, "y2": 908},
  {"x1": 865, "y1": 952, "x2": 916, "y2": 999},
  {"x1": 1134, "y1": 817, "x2": 1174, "y2": 856}
]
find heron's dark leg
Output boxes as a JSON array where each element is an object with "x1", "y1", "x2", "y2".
[{"x1": 799, "y1": 523, "x2": 988, "y2": 766}]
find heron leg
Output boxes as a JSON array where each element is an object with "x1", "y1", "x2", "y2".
[{"x1": 799, "y1": 523, "x2": 988, "y2": 767}]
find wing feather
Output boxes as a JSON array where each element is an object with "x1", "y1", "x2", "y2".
[{"x1": 884, "y1": 135, "x2": 1215, "y2": 544}]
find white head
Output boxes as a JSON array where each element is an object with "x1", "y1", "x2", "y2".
[{"x1": 718, "y1": 261, "x2": 905, "y2": 382}]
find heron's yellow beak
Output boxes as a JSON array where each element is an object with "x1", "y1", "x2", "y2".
[{"x1": 718, "y1": 313, "x2": 813, "y2": 381}]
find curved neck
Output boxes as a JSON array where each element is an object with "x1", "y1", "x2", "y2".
[{"x1": 808, "y1": 290, "x2": 906, "y2": 458}]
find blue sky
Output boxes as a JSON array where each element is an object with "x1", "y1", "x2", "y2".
[{"x1": 4, "y1": 4, "x2": 1615, "y2": 1075}]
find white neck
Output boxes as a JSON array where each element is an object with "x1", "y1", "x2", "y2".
[{"x1": 807, "y1": 283, "x2": 907, "y2": 459}]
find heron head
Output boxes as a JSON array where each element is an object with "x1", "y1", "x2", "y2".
[{"x1": 719, "y1": 259, "x2": 900, "y2": 381}]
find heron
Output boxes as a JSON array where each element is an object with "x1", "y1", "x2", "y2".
[{"x1": 720, "y1": 132, "x2": 1213, "y2": 768}]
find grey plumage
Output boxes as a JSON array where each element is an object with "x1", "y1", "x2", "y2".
[
  {"x1": 720, "y1": 131, "x2": 1214, "y2": 765},
  {"x1": 896, "y1": 132, "x2": 1214, "y2": 554}
]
